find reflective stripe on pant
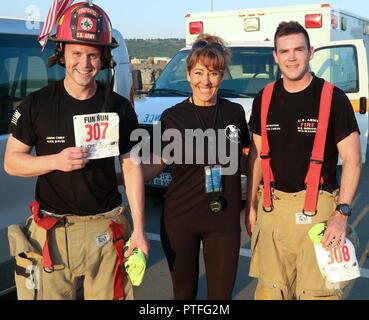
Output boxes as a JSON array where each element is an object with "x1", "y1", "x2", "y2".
[
  {"x1": 249, "y1": 189, "x2": 344, "y2": 300},
  {"x1": 13, "y1": 206, "x2": 133, "y2": 300}
]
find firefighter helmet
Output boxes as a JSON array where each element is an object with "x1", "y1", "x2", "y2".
[
  {"x1": 50, "y1": 2, "x2": 117, "y2": 47},
  {"x1": 48, "y1": 2, "x2": 117, "y2": 69}
]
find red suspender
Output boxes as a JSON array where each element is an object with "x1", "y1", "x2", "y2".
[
  {"x1": 260, "y1": 82, "x2": 276, "y2": 212},
  {"x1": 109, "y1": 221, "x2": 125, "y2": 300},
  {"x1": 30, "y1": 201, "x2": 60, "y2": 272},
  {"x1": 303, "y1": 81, "x2": 334, "y2": 214},
  {"x1": 31, "y1": 201, "x2": 126, "y2": 299},
  {"x1": 260, "y1": 81, "x2": 334, "y2": 214}
]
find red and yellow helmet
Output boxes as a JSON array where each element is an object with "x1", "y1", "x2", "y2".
[
  {"x1": 48, "y1": 2, "x2": 118, "y2": 69},
  {"x1": 50, "y1": 2, "x2": 118, "y2": 47}
]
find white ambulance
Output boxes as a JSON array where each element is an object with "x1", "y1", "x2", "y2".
[
  {"x1": 0, "y1": 16, "x2": 133, "y2": 296},
  {"x1": 135, "y1": 3, "x2": 369, "y2": 189}
]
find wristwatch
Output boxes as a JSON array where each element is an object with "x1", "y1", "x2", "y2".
[{"x1": 335, "y1": 203, "x2": 352, "y2": 216}]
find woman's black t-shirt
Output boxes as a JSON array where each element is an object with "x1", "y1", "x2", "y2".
[{"x1": 159, "y1": 98, "x2": 250, "y2": 232}]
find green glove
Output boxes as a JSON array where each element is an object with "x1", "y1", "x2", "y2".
[
  {"x1": 124, "y1": 238, "x2": 146, "y2": 286},
  {"x1": 308, "y1": 223, "x2": 326, "y2": 245}
]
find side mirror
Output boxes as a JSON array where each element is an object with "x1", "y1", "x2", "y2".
[
  {"x1": 359, "y1": 96, "x2": 367, "y2": 114},
  {"x1": 132, "y1": 69, "x2": 143, "y2": 92}
]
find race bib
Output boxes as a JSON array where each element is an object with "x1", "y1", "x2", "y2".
[
  {"x1": 308, "y1": 223, "x2": 360, "y2": 283},
  {"x1": 73, "y1": 112, "x2": 119, "y2": 159},
  {"x1": 313, "y1": 240, "x2": 360, "y2": 283}
]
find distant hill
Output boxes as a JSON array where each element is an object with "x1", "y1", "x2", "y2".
[{"x1": 125, "y1": 38, "x2": 185, "y2": 59}]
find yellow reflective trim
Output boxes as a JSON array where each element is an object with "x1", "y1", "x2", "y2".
[{"x1": 59, "y1": 15, "x2": 65, "y2": 26}]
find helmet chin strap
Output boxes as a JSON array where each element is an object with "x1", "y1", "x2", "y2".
[
  {"x1": 102, "y1": 45, "x2": 116, "y2": 69},
  {"x1": 47, "y1": 39, "x2": 115, "y2": 113},
  {"x1": 101, "y1": 68, "x2": 115, "y2": 113},
  {"x1": 47, "y1": 42, "x2": 64, "y2": 68}
]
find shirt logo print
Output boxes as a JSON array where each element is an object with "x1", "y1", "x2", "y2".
[
  {"x1": 225, "y1": 125, "x2": 241, "y2": 143},
  {"x1": 297, "y1": 118, "x2": 318, "y2": 133},
  {"x1": 11, "y1": 110, "x2": 21, "y2": 126}
]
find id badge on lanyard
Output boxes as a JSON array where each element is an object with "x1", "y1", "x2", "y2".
[
  {"x1": 204, "y1": 165, "x2": 222, "y2": 193},
  {"x1": 73, "y1": 112, "x2": 120, "y2": 159},
  {"x1": 204, "y1": 165, "x2": 224, "y2": 213}
]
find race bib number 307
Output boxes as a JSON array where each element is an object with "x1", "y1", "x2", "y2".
[{"x1": 73, "y1": 112, "x2": 120, "y2": 159}]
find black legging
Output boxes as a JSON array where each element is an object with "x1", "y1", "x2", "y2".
[{"x1": 160, "y1": 223, "x2": 240, "y2": 300}]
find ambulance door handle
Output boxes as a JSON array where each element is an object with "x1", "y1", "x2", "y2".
[{"x1": 359, "y1": 97, "x2": 367, "y2": 114}]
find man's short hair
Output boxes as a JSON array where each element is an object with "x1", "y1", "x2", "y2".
[{"x1": 274, "y1": 21, "x2": 311, "y2": 51}]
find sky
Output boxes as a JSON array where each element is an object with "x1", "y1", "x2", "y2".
[{"x1": 1, "y1": 0, "x2": 368, "y2": 39}]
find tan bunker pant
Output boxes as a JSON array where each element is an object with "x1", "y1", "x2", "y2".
[
  {"x1": 249, "y1": 189, "x2": 345, "y2": 300},
  {"x1": 8, "y1": 206, "x2": 133, "y2": 300}
]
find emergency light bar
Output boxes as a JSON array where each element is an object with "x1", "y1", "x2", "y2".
[
  {"x1": 189, "y1": 21, "x2": 203, "y2": 35},
  {"x1": 305, "y1": 14, "x2": 322, "y2": 28}
]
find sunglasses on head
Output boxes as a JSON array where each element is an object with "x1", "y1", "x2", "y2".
[{"x1": 191, "y1": 40, "x2": 225, "y2": 53}]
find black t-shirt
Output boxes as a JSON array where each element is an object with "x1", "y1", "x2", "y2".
[
  {"x1": 249, "y1": 76, "x2": 359, "y2": 193},
  {"x1": 159, "y1": 98, "x2": 250, "y2": 232},
  {"x1": 9, "y1": 80, "x2": 139, "y2": 215}
]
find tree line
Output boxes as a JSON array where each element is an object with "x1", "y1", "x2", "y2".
[{"x1": 125, "y1": 38, "x2": 185, "y2": 59}]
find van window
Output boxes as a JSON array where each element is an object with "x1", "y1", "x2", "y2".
[{"x1": 0, "y1": 34, "x2": 110, "y2": 135}]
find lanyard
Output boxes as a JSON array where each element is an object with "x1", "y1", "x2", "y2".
[{"x1": 190, "y1": 96, "x2": 223, "y2": 131}]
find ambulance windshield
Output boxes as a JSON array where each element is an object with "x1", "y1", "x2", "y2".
[{"x1": 150, "y1": 47, "x2": 279, "y2": 98}]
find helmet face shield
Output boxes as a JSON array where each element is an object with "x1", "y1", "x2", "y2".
[{"x1": 50, "y1": 2, "x2": 118, "y2": 48}]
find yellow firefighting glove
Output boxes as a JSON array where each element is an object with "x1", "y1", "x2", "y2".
[{"x1": 124, "y1": 238, "x2": 146, "y2": 286}]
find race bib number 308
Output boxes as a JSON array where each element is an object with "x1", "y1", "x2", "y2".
[
  {"x1": 73, "y1": 112, "x2": 120, "y2": 159},
  {"x1": 314, "y1": 240, "x2": 360, "y2": 283}
]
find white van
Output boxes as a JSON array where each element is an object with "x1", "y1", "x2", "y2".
[
  {"x1": 0, "y1": 16, "x2": 133, "y2": 295},
  {"x1": 135, "y1": 3, "x2": 369, "y2": 190}
]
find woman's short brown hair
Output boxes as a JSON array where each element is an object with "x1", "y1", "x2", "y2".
[{"x1": 186, "y1": 33, "x2": 230, "y2": 74}]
